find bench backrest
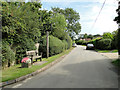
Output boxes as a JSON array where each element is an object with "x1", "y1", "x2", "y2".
[{"x1": 26, "y1": 43, "x2": 40, "y2": 56}]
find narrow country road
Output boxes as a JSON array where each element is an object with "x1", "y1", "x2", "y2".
[{"x1": 5, "y1": 46, "x2": 118, "y2": 88}]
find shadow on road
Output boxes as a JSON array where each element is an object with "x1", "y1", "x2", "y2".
[{"x1": 59, "y1": 59, "x2": 119, "y2": 88}]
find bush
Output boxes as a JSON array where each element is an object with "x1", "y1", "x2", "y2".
[
  {"x1": 2, "y1": 41, "x2": 15, "y2": 68},
  {"x1": 39, "y1": 35, "x2": 66, "y2": 57},
  {"x1": 15, "y1": 38, "x2": 36, "y2": 64},
  {"x1": 96, "y1": 39, "x2": 112, "y2": 50},
  {"x1": 66, "y1": 35, "x2": 72, "y2": 49},
  {"x1": 62, "y1": 40, "x2": 68, "y2": 50},
  {"x1": 87, "y1": 37, "x2": 102, "y2": 48},
  {"x1": 76, "y1": 40, "x2": 87, "y2": 45}
]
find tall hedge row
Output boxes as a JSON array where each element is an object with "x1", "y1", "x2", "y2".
[
  {"x1": 87, "y1": 38, "x2": 102, "y2": 48},
  {"x1": 39, "y1": 35, "x2": 72, "y2": 57},
  {"x1": 2, "y1": 41, "x2": 15, "y2": 69},
  {"x1": 66, "y1": 35, "x2": 72, "y2": 49},
  {"x1": 96, "y1": 39, "x2": 112, "y2": 50},
  {"x1": 76, "y1": 40, "x2": 87, "y2": 45},
  {"x1": 76, "y1": 37, "x2": 113, "y2": 50}
]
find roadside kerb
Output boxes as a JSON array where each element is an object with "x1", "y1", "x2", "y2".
[{"x1": 0, "y1": 54, "x2": 67, "y2": 87}]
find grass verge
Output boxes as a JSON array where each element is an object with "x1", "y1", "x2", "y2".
[
  {"x1": 2, "y1": 47, "x2": 74, "y2": 82},
  {"x1": 95, "y1": 49, "x2": 118, "y2": 53},
  {"x1": 112, "y1": 59, "x2": 120, "y2": 67}
]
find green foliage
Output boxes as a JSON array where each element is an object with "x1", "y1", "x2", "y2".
[
  {"x1": 117, "y1": 29, "x2": 120, "y2": 55},
  {"x1": 103, "y1": 32, "x2": 113, "y2": 40},
  {"x1": 62, "y1": 40, "x2": 68, "y2": 50},
  {"x1": 2, "y1": 2, "x2": 42, "y2": 65},
  {"x1": 93, "y1": 34, "x2": 101, "y2": 38},
  {"x1": 76, "y1": 40, "x2": 87, "y2": 45},
  {"x1": 87, "y1": 34, "x2": 93, "y2": 39},
  {"x1": 52, "y1": 7, "x2": 81, "y2": 40},
  {"x1": 51, "y1": 13, "x2": 67, "y2": 40},
  {"x1": 96, "y1": 39, "x2": 112, "y2": 50},
  {"x1": 112, "y1": 59, "x2": 120, "y2": 67},
  {"x1": 87, "y1": 37, "x2": 102, "y2": 48},
  {"x1": 114, "y1": 1, "x2": 120, "y2": 24},
  {"x1": 15, "y1": 38, "x2": 36, "y2": 64},
  {"x1": 2, "y1": 47, "x2": 73, "y2": 82},
  {"x1": 114, "y1": 1, "x2": 120, "y2": 55},
  {"x1": 2, "y1": 2, "x2": 73, "y2": 68},
  {"x1": 39, "y1": 35, "x2": 63, "y2": 57},
  {"x1": 66, "y1": 35, "x2": 72, "y2": 49},
  {"x1": 83, "y1": 33, "x2": 88, "y2": 39},
  {"x1": 2, "y1": 41, "x2": 15, "y2": 68},
  {"x1": 2, "y1": 2, "x2": 42, "y2": 44},
  {"x1": 111, "y1": 30, "x2": 118, "y2": 49}
]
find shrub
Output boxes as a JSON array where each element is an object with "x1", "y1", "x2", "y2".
[
  {"x1": 15, "y1": 38, "x2": 36, "y2": 64},
  {"x1": 39, "y1": 35, "x2": 65, "y2": 57},
  {"x1": 76, "y1": 40, "x2": 87, "y2": 45},
  {"x1": 96, "y1": 39, "x2": 112, "y2": 50},
  {"x1": 62, "y1": 40, "x2": 68, "y2": 50},
  {"x1": 2, "y1": 41, "x2": 15, "y2": 68},
  {"x1": 66, "y1": 35, "x2": 72, "y2": 49},
  {"x1": 87, "y1": 37, "x2": 102, "y2": 48}
]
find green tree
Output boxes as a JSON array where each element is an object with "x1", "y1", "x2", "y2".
[
  {"x1": 40, "y1": 10, "x2": 52, "y2": 36},
  {"x1": 52, "y1": 7, "x2": 81, "y2": 40},
  {"x1": 111, "y1": 30, "x2": 118, "y2": 49},
  {"x1": 83, "y1": 33, "x2": 88, "y2": 39},
  {"x1": 51, "y1": 13, "x2": 67, "y2": 40},
  {"x1": 93, "y1": 34, "x2": 101, "y2": 38},
  {"x1": 2, "y1": 2, "x2": 42, "y2": 64},
  {"x1": 87, "y1": 34, "x2": 93, "y2": 39},
  {"x1": 103, "y1": 32, "x2": 113, "y2": 40},
  {"x1": 114, "y1": 1, "x2": 120, "y2": 57}
]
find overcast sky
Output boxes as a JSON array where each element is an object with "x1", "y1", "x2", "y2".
[{"x1": 41, "y1": 0, "x2": 118, "y2": 35}]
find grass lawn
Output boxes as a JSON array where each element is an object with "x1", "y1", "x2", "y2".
[
  {"x1": 2, "y1": 47, "x2": 74, "y2": 82},
  {"x1": 112, "y1": 59, "x2": 120, "y2": 67},
  {"x1": 95, "y1": 49, "x2": 118, "y2": 53}
]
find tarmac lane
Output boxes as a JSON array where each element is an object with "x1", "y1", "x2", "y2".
[{"x1": 4, "y1": 45, "x2": 118, "y2": 88}]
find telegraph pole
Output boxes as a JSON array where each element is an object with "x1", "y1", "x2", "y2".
[
  {"x1": 46, "y1": 31, "x2": 49, "y2": 58},
  {"x1": 43, "y1": 24, "x2": 52, "y2": 58}
]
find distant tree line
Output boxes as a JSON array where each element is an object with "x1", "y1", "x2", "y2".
[{"x1": 75, "y1": 31, "x2": 118, "y2": 50}]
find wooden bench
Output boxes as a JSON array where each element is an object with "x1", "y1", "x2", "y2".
[
  {"x1": 26, "y1": 50, "x2": 42, "y2": 64},
  {"x1": 26, "y1": 43, "x2": 42, "y2": 64}
]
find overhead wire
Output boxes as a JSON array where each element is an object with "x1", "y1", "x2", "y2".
[{"x1": 89, "y1": 0, "x2": 107, "y2": 33}]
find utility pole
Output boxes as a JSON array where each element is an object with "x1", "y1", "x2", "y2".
[
  {"x1": 43, "y1": 24, "x2": 52, "y2": 58},
  {"x1": 46, "y1": 31, "x2": 49, "y2": 58}
]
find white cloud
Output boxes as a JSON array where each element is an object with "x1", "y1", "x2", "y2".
[{"x1": 80, "y1": 0, "x2": 118, "y2": 34}]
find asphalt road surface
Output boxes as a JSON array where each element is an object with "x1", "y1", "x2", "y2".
[{"x1": 5, "y1": 46, "x2": 118, "y2": 88}]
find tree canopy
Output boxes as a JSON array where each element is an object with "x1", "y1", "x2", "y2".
[
  {"x1": 2, "y1": 2, "x2": 81, "y2": 67},
  {"x1": 51, "y1": 7, "x2": 81, "y2": 40},
  {"x1": 114, "y1": 1, "x2": 120, "y2": 55}
]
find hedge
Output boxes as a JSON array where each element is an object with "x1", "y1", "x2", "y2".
[
  {"x1": 96, "y1": 39, "x2": 112, "y2": 50},
  {"x1": 15, "y1": 38, "x2": 36, "y2": 64},
  {"x1": 62, "y1": 40, "x2": 68, "y2": 50},
  {"x1": 87, "y1": 37, "x2": 102, "y2": 48},
  {"x1": 66, "y1": 35, "x2": 72, "y2": 49},
  {"x1": 39, "y1": 35, "x2": 71, "y2": 57},
  {"x1": 76, "y1": 40, "x2": 87, "y2": 45},
  {"x1": 2, "y1": 41, "x2": 15, "y2": 69}
]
